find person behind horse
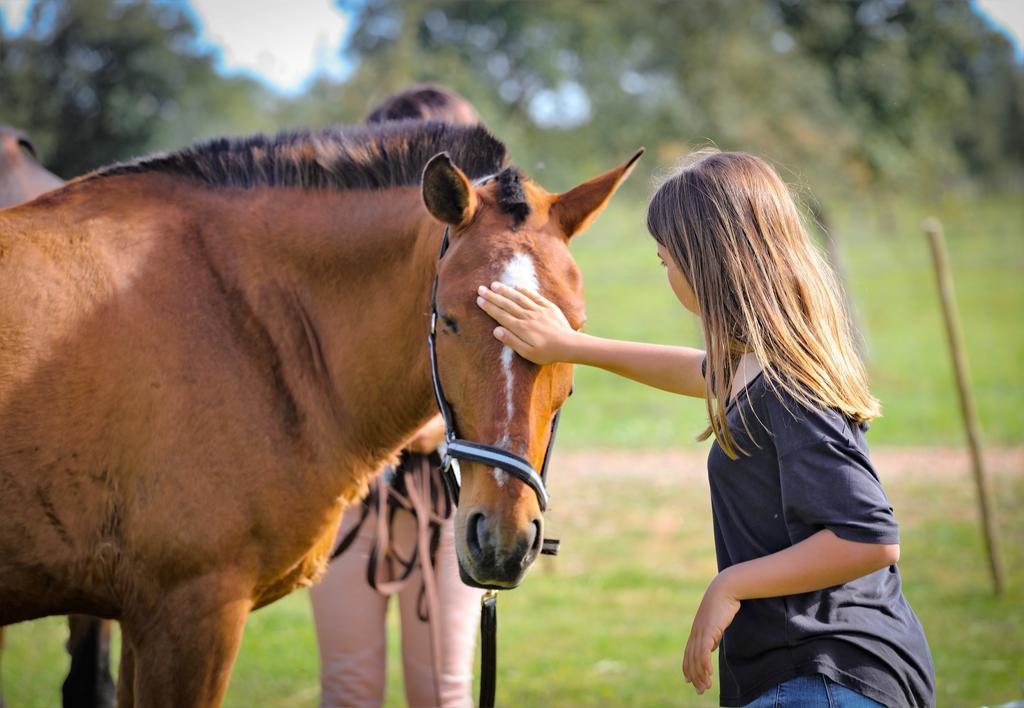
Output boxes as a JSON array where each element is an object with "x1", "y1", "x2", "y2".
[
  {"x1": 0, "y1": 126, "x2": 62, "y2": 206},
  {"x1": 308, "y1": 84, "x2": 484, "y2": 708}
]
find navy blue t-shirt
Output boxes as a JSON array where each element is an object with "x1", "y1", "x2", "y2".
[{"x1": 707, "y1": 371, "x2": 935, "y2": 707}]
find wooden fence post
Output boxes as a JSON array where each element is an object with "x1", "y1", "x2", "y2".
[{"x1": 924, "y1": 217, "x2": 1005, "y2": 596}]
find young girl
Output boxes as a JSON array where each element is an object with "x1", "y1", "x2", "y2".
[{"x1": 475, "y1": 150, "x2": 936, "y2": 707}]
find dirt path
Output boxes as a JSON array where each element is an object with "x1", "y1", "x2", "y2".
[{"x1": 554, "y1": 446, "x2": 1024, "y2": 482}]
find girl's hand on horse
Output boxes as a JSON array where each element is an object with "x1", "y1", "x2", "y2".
[
  {"x1": 476, "y1": 283, "x2": 577, "y2": 365},
  {"x1": 682, "y1": 574, "x2": 741, "y2": 695}
]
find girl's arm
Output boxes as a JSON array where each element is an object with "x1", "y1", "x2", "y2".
[
  {"x1": 719, "y1": 529, "x2": 900, "y2": 600},
  {"x1": 476, "y1": 282, "x2": 706, "y2": 398},
  {"x1": 683, "y1": 530, "x2": 900, "y2": 694}
]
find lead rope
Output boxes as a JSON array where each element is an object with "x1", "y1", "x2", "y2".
[
  {"x1": 476, "y1": 537, "x2": 559, "y2": 708},
  {"x1": 331, "y1": 455, "x2": 451, "y2": 708},
  {"x1": 404, "y1": 455, "x2": 445, "y2": 707},
  {"x1": 477, "y1": 533, "x2": 560, "y2": 708},
  {"x1": 479, "y1": 590, "x2": 498, "y2": 708},
  {"x1": 370, "y1": 460, "x2": 447, "y2": 707}
]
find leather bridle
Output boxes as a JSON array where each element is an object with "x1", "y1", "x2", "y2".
[{"x1": 427, "y1": 225, "x2": 568, "y2": 527}]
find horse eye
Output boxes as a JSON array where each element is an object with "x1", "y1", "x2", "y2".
[{"x1": 441, "y1": 315, "x2": 459, "y2": 334}]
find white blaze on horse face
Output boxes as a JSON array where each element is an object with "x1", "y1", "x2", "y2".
[{"x1": 493, "y1": 252, "x2": 540, "y2": 486}]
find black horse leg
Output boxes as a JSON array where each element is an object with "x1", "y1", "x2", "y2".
[{"x1": 62, "y1": 616, "x2": 115, "y2": 708}]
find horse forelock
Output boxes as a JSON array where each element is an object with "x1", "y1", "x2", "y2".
[
  {"x1": 494, "y1": 168, "x2": 530, "y2": 226},
  {"x1": 85, "y1": 121, "x2": 511, "y2": 193}
]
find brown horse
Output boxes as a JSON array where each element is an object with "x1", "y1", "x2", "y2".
[
  {"x1": 0, "y1": 126, "x2": 115, "y2": 708},
  {"x1": 0, "y1": 121, "x2": 639, "y2": 705}
]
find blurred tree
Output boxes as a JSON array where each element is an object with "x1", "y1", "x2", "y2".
[
  {"x1": 0, "y1": 0, "x2": 274, "y2": 178},
  {"x1": 331, "y1": 0, "x2": 1023, "y2": 194},
  {"x1": 776, "y1": 0, "x2": 1024, "y2": 186}
]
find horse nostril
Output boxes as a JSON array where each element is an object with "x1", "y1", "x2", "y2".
[
  {"x1": 527, "y1": 519, "x2": 542, "y2": 553},
  {"x1": 467, "y1": 512, "x2": 487, "y2": 561}
]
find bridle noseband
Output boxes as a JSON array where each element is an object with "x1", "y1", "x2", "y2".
[{"x1": 427, "y1": 226, "x2": 567, "y2": 523}]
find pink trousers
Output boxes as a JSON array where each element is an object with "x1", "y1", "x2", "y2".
[{"x1": 309, "y1": 501, "x2": 483, "y2": 707}]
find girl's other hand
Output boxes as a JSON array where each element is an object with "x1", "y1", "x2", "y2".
[
  {"x1": 682, "y1": 574, "x2": 741, "y2": 695},
  {"x1": 403, "y1": 415, "x2": 446, "y2": 454},
  {"x1": 475, "y1": 283, "x2": 577, "y2": 365}
]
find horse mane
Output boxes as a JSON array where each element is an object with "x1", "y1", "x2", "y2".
[{"x1": 88, "y1": 120, "x2": 513, "y2": 194}]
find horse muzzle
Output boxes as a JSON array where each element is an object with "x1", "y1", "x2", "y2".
[{"x1": 455, "y1": 507, "x2": 544, "y2": 589}]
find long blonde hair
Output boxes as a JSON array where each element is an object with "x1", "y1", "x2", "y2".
[{"x1": 647, "y1": 149, "x2": 880, "y2": 457}]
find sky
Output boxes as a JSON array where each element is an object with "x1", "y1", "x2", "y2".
[
  {"x1": 0, "y1": 0, "x2": 1021, "y2": 94},
  {"x1": 976, "y1": 0, "x2": 1024, "y2": 58},
  {"x1": 0, "y1": 0, "x2": 353, "y2": 94},
  {"x1": 184, "y1": 0, "x2": 352, "y2": 95}
]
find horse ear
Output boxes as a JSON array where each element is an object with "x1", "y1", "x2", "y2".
[
  {"x1": 551, "y1": 148, "x2": 644, "y2": 239},
  {"x1": 422, "y1": 153, "x2": 478, "y2": 227}
]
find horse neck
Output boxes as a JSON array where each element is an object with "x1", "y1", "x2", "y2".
[{"x1": 206, "y1": 184, "x2": 443, "y2": 474}]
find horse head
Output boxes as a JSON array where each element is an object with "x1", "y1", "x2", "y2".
[{"x1": 421, "y1": 149, "x2": 642, "y2": 588}]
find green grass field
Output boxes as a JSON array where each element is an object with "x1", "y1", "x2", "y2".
[{"x1": 3, "y1": 451, "x2": 1022, "y2": 706}]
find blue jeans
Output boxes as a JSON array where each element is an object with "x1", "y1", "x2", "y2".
[{"x1": 744, "y1": 674, "x2": 884, "y2": 707}]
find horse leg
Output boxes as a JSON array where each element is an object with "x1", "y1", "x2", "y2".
[
  {"x1": 117, "y1": 641, "x2": 134, "y2": 708},
  {"x1": 62, "y1": 616, "x2": 115, "y2": 708},
  {"x1": 123, "y1": 578, "x2": 250, "y2": 708}
]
